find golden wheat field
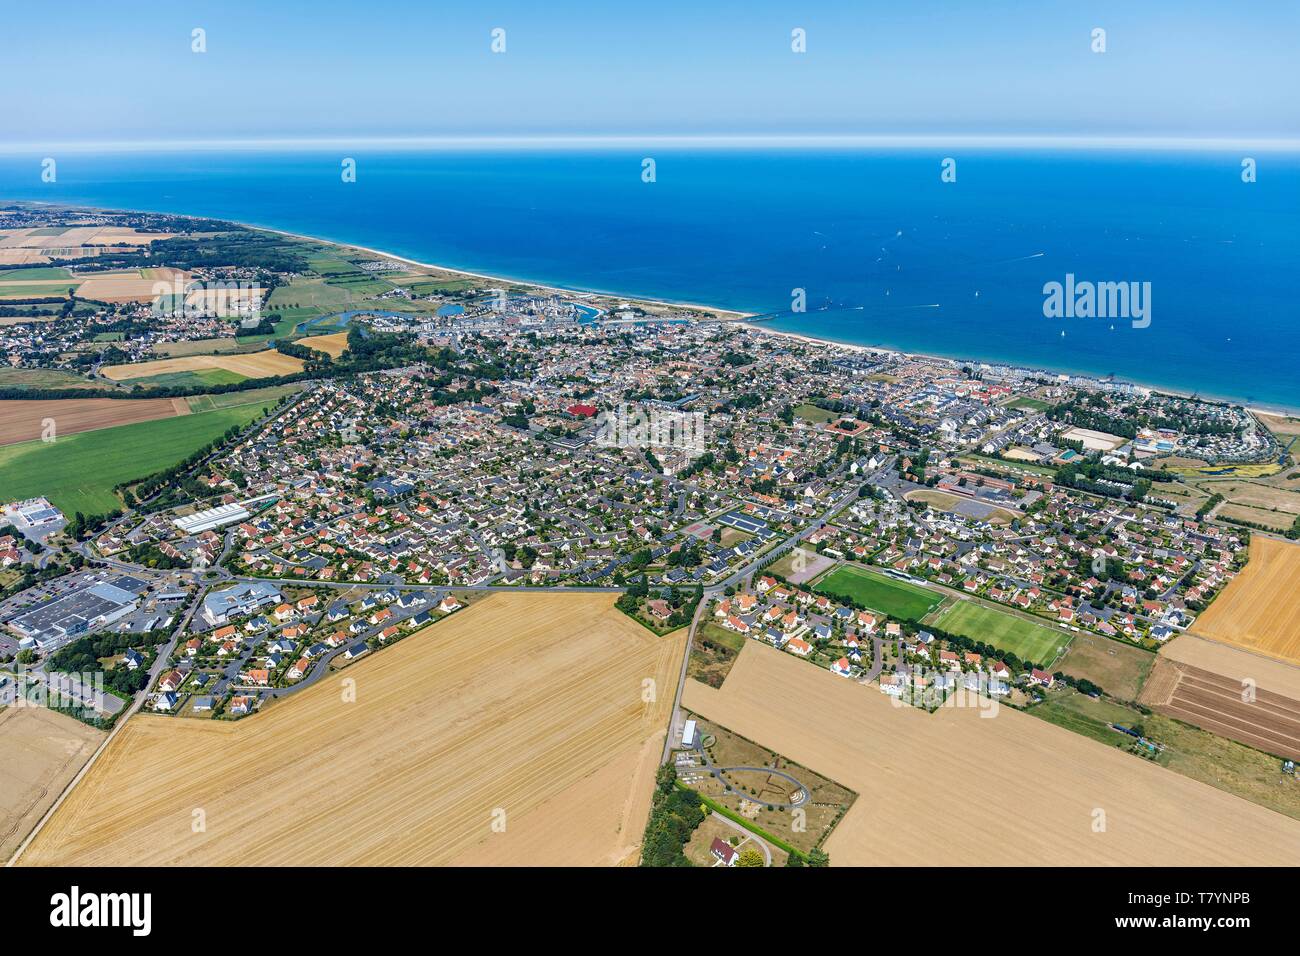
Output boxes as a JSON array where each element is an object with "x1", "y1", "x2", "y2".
[
  {"x1": 18, "y1": 593, "x2": 684, "y2": 867},
  {"x1": 298, "y1": 331, "x2": 351, "y2": 358},
  {"x1": 76, "y1": 268, "x2": 189, "y2": 304},
  {"x1": 0, "y1": 706, "x2": 102, "y2": 861},
  {"x1": 683, "y1": 641, "x2": 1300, "y2": 865},
  {"x1": 1192, "y1": 537, "x2": 1300, "y2": 666},
  {"x1": 100, "y1": 349, "x2": 304, "y2": 381}
]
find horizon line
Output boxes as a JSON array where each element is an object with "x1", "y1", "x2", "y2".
[{"x1": 4, "y1": 132, "x2": 1300, "y2": 154}]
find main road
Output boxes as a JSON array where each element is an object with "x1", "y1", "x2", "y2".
[{"x1": 660, "y1": 474, "x2": 871, "y2": 763}]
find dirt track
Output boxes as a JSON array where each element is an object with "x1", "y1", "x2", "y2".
[
  {"x1": 18, "y1": 593, "x2": 685, "y2": 866},
  {"x1": 683, "y1": 641, "x2": 1300, "y2": 865}
]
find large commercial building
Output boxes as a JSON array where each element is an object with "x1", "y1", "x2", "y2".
[
  {"x1": 200, "y1": 581, "x2": 282, "y2": 627},
  {"x1": 7, "y1": 576, "x2": 147, "y2": 647},
  {"x1": 173, "y1": 502, "x2": 251, "y2": 535}
]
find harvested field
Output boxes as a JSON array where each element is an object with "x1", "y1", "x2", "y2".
[
  {"x1": 298, "y1": 331, "x2": 351, "y2": 358},
  {"x1": 1163, "y1": 634, "x2": 1300, "y2": 701},
  {"x1": 75, "y1": 268, "x2": 187, "y2": 304},
  {"x1": 101, "y1": 349, "x2": 304, "y2": 382},
  {"x1": 682, "y1": 641, "x2": 1300, "y2": 865},
  {"x1": 0, "y1": 226, "x2": 174, "y2": 250},
  {"x1": 1217, "y1": 503, "x2": 1293, "y2": 530},
  {"x1": 0, "y1": 397, "x2": 188, "y2": 447},
  {"x1": 1197, "y1": 480, "x2": 1300, "y2": 515},
  {"x1": 1257, "y1": 412, "x2": 1300, "y2": 439},
  {"x1": 1192, "y1": 537, "x2": 1300, "y2": 665},
  {"x1": 1139, "y1": 657, "x2": 1300, "y2": 759},
  {"x1": 0, "y1": 250, "x2": 48, "y2": 265},
  {"x1": 18, "y1": 593, "x2": 685, "y2": 867},
  {"x1": 0, "y1": 706, "x2": 103, "y2": 861}
]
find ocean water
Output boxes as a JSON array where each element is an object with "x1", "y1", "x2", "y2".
[{"x1": 1, "y1": 148, "x2": 1297, "y2": 407}]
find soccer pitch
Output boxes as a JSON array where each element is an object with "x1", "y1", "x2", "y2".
[
  {"x1": 813, "y1": 565, "x2": 943, "y2": 622},
  {"x1": 934, "y1": 600, "x2": 1070, "y2": 666}
]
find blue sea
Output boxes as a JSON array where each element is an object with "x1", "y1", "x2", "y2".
[{"x1": 1, "y1": 148, "x2": 1297, "y2": 408}]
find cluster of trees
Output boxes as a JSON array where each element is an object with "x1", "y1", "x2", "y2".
[
  {"x1": 1055, "y1": 461, "x2": 1161, "y2": 504},
  {"x1": 275, "y1": 339, "x2": 332, "y2": 373},
  {"x1": 126, "y1": 542, "x2": 189, "y2": 570},
  {"x1": 67, "y1": 509, "x2": 123, "y2": 541},
  {"x1": 1050, "y1": 670, "x2": 1105, "y2": 698},
  {"x1": 501, "y1": 542, "x2": 538, "y2": 569},
  {"x1": 1047, "y1": 401, "x2": 1138, "y2": 439},
  {"x1": 237, "y1": 315, "x2": 278, "y2": 337},
  {"x1": 638, "y1": 766, "x2": 706, "y2": 867},
  {"x1": 1050, "y1": 398, "x2": 1241, "y2": 442},
  {"x1": 45, "y1": 629, "x2": 170, "y2": 699},
  {"x1": 57, "y1": 232, "x2": 308, "y2": 277}
]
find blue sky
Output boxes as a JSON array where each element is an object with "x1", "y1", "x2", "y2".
[{"x1": 6, "y1": 0, "x2": 1297, "y2": 145}]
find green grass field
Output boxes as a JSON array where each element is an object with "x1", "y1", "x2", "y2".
[
  {"x1": 793, "y1": 403, "x2": 837, "y2": 424},
  {"x1": 0, "y1": 280, "x2": 80, "y2": 300},
  {"x1": 0, "y1": 404, "x2": 265, "y2": 515},
  {"x1": 392, "y1": 276, "x2": 478, "y2": 295},
  {"x1": 185, "y1": 383, "x2": 301, "y2": 413},
  {"x1": 1007, "y1": 397, "x2": 1051, "y2": 412},
  {"x1": 813, "y1": 565, "x2": 942, "y2": 622},
  {"x1": 127, "y1": 368, "x2": 249, "y2": 390},
  {"x1": 0, "y1": 368, "x2": 101, "y2": 390},
  {"x1": 268, "y1": 276, "x2": 355, "y2": 313},
  {"x1": 934, "y1": 600, "x2": 1069, "y2": 666},
  {"x1": 0, "y1": 266, "x2": 72, "y2": 280}
]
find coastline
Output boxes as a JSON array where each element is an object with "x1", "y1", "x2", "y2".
[
  {"x1": 740, "y1": 322, "x2": 1298, "y2": 419},
  {"x1": 256, "y1": 225, "x2": 751, "y2": 324},
  {"x1": 7, "y1": 200, "x2": 1298, "y2": 416},
  {"x1": 237, "y1": 219, "x2": 1300, "y2": 417}
]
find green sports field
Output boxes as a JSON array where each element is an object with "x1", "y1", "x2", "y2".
[
  {"x1": 0, "y1": 404, "x2": 265, "y2": 515},
  {"x1": 813, "y1": 565, "x2": 943, "y2": 622},
  {"x1": 934, "y1": 600, "x2": 1070, "y2": 666}
]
